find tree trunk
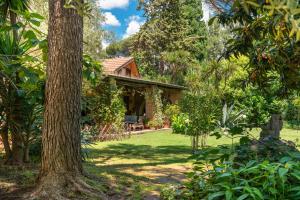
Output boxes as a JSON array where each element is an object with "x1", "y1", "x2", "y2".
[
  {"x1": 260, "y1": 114, "x2": 283, "y2": 140},
  {"x1": 192, "y1": 136, "x2": 198, "y2": 154},
  {"x1": 7, "y1": 9, "x2": 26, "y2": 165},
  {"x1": 23, "y1": 138, "x2": 30, "y2": 163},
  {"x1": 31, "y1": 0, "x2": 105, "y2": 199},
  {"x1": 195, "y1": 135, "x2": 199, "y2": 150},
  {"x1": 9, "y1": 10, "x2": 18, "y2": 46},
  {"x1": 0, "y1": 123, "x2": 11, "y2": 160},
  {"x1": 8, "y1": 91, "x2": 25, "y2": 165},
  {"x1": 9, "y1": 128, "x2": 24, "y2": 164}
]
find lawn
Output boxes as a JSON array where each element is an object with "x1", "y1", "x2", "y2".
[
  {"x1": 83, "y1": 128, "x2": 300, "y2": 199},
  {"x1": 83, "y1": 129, "x2": 194, "y2": 200},
  {"x1": 0, "y1": 128, "x2": 300, "y2": 199}
]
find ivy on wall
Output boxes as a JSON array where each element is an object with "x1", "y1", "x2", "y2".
[
  {"x1": 145, "y1": 86, "x2": 164, "y2": 129},
  {"x1": 83, "y1": 78, "x2": 126, "y2": 140}
]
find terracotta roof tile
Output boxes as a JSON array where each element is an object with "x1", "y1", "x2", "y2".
[{"x1": 102, "y1": 57, "x2": 134, "y2": 74}]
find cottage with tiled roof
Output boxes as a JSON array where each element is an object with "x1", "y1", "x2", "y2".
[
  {"x1": 102, "y1": 57, "x2": 185, "y2": 131},
  {"x1": 102, "y1": 57, "x2": 140, "y2": 78}
]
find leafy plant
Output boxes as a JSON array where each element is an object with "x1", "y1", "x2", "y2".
[
  {"x1": 284, "y1": 97, "x2": 300, "y2": 129},
  {"x1": 171, "y1": 113, "x2": 190, "y2": 135},
  {"x1": 145, "y1": 86, "x2": 164, "y2": 129},
  {"x1": 0, "y1": 9, "x2": 46, "y2": 163},
  {"x1": 164, "y1": 104, "x2": 181, "y2": 124},
  {"x1": 178, "y1": 92, "x2": 220, "y2": 151},
  {"x1": 83, "y1": 78, "x2": 126, "y2": 141},
  {"x1": 162, "y1": 154, "x2": 300, "y2": 200}
]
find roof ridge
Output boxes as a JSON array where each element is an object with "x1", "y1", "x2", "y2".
[{"x1": 102, "y1": 57, "x2": 134, "y2": 74}]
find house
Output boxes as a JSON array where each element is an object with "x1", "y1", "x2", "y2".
[{"x1": 102, "y1": 57, "x2": 185, "y2": 128}]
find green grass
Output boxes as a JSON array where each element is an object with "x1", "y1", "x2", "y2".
[
  {"x1": 84, "y1": 129, "x2": 194, "y2": 199},
  {"x1": 83, "y1": 128, "x2": 300, "y2": 199},
  {"x1": 1, "y1": 128, "x2": 299, "y2": 199}
]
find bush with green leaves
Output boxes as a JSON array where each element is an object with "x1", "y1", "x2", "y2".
[
  {"x1": 284, "y1": 97, "x2": 300, "y2": 129},
  {"x1": 163, "y1": 100, "x2": 300, "y2": 200},
  {"x1": 162, "y1": 153, "x2": 300, "y2": 200},
  {"x1": 164, "y1": 104, "x2": 181, "y2": 124},
  {"x1": 0, "y1": 9, "x2": 47, "y2": 163},
  {"x1": 176, "y1": 92, "x2": 221, "y2": 151},
  {"x1": 171, "y1": 113, "x2": 190, "y2": 134},
  {"x1": 145, "y1": 86, "x2": 164, "y2": 129},
  {"x1": 83, "y1": 78, "x2": 126, "y2": 140}
]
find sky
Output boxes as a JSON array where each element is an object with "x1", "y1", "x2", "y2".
[
  {"x1": 98, "y1": 0, "x2": 145, "y2": 44},
  {"x1": 98, "y1": 0, "x2": 210, "y2": 48}
]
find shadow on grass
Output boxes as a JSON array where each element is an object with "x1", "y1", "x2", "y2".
[
  {"x1": 0, "y1": 162, "x2": 38, "y2": 200},
  {"x1": 87, "y1": 143, "x2": 193, "y2": 165},
  {"x1": 84, "y1": 144, "x2": 194, "y2": 185}
]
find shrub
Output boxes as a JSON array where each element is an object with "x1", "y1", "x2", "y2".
[
  {"x1": 164, "y1": 104, "x2": 181, "y2": 123},
  {"x1": 145, "y1": 86, "x2": 164, "y2": 128},
  {"x1": 161, "y1": 155, "x2": 300, "y2": 200},
  {"x1": 284, "y1": 98, "x2": 300, "y2": 129},
  {"x1": 148, "y1": 119, "x2": 163, "y2": 129},
  {"x1": 84, "y1": 78, "x2": 126, "y2": 140},
  {"x1": 171, "y1": 113, "x2": 190, "y2": 134}
]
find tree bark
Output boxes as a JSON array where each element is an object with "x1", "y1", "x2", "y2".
[
  {"x1": 8, "y1": 89, "x2": 25, "y2": 165},
  {"x1": 260, "y1": 114, "x2": 283, "y2": 140},
  {"x1": 23, "y1": 136, "x2": 30, "y2": 163},
  {"x1": 6, "y1": 8, "x2": 26, "y2": 165},
  {"x1": 192, "y1": 136, "x2": 198, "y2": 154},
  {"x1": 32, "y1": 0, "x2": 84, "y2": 198},
  {"x1": 9, "y1": 128, "x2": 24, "y2": 164},
  {"x1": 9, "y1": 10, "x2": 18, "y2": 46},
  {"x1": 0, "y1": 123, "x2": 11, "y2": 160}
]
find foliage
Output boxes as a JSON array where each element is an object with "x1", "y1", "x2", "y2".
[
  {"x1": 105, "y1": 36, "x2": 135, "y2": 57},
  {"x1": 211, "y1": 103, "x2": 248, "y2": 152},
  {"x1": 82, "y1": 54, "x2": 102, "y2": 85},
  {"x1": 234, "y1": 86, "x2": 288, "y2": 128},
  {"x1": 180, "y1": 93, "x2": 219, "y2": 137},
  {"x1": 175, "y1": 92, "x2": 221, "y2": 151},
  {"x1": 31, "y1": 0, "x2": 105, "y2": 60},
  {"x1": 133, "y1": 0, "x2": 207, "y2": 84},
  {"x1": 204, "y1": 21, "x2": 231, "y2": 61},
  {"x1": 83, "y1": 78, "x2": 126, "y2": 139},
  {"x1": 145, "y1": 86, "x2": 164, "y2": 129},
  {"x1": 212, "y1": 0, "x2": 300, "y2": 94},
  {"x1": 162, "y1": 155, "x2": 300, "y2": 200},
  {"x1": 82, "y1": 0, "x2": 105, "y2": 59},
  {"x1": 0, "y1": 7, "x2": 46, "y2": 162},
  {"x1": 171, "y1": 113, "x2": 190, "y2": 134},
  {"x1": 164, "y1": 104, "x2": 181, "y2": 123},
  {"x1": 284, "y1": 97, "x2": 300, "y2": 129},
  {"x1": 234, "y1": 138, "x2": 299, "y2": 164}
]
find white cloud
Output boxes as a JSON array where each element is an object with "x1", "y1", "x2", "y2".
[
  {"x1": 102, "y1": 12, "x2": 121, "y2": 26},
  {"x1": 98, "y1": 0, "x2": 129, "y2": 10},
  {"x1": 102, "y1": 40, "x2": 110, "y2": 49},
  {"x1": 202, "y1": 1, "x2": 211, "y2": 23},
  {"x1": 123, "y1": 16, "x2": 144, "y2": 38}
]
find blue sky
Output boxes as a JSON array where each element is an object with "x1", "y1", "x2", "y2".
[
  {"x1": 98, "y1": 0, "x2": 210, "y2": 47},
  {"x1": 99, "y1": 0, "x2": 145, "y2": 42}
]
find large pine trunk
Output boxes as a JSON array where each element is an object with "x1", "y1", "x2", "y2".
[{"x1": 32, "y1": 0, "x2": 84, "y2": 198}]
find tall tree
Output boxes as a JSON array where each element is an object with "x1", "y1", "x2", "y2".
[
  {"x1": 0, "y1": 0, "x2": 30, "y2": 164},
  {"x1": 31, "y1": 0, "x2": 105, "y2": 59},
  {"x1": 133, "y1": 0, "x2": 207, "y2": 84},
  {"x1": 211, "y1": 0, "x2": 300, "y2": 139},
  {"x1": 31, "y1": 0, "x2": 92, "y2": 198}
]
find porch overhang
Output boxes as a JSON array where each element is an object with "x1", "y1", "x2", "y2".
[{"x1": 105, "y1": 74, "x2": 186, "y2": 90}]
